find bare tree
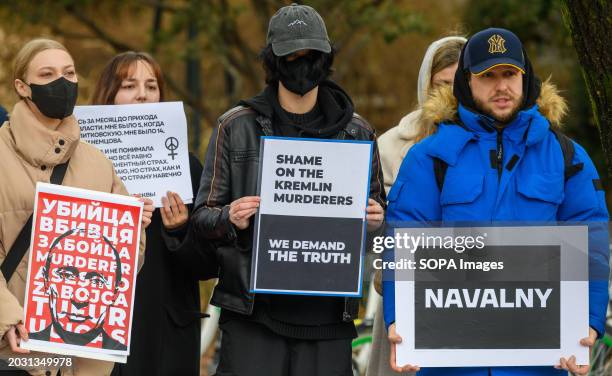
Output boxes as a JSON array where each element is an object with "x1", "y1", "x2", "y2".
[{"x1": 561, "y1": 0, "x2": 612, "y2": 177}]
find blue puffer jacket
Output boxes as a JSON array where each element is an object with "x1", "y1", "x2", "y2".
[{"x1": 382, "y1": 83, "x2": 609, "y2": 376}]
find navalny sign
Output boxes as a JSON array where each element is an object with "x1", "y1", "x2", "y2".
[
  {"x1": 250, "y1": 137, "x2": 373, "y2": 296},
  {"x1": 391, "y1": 225, "x2": 589, "y2": 367}
]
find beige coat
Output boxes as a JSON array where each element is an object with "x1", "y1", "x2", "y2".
[
  {"x1": 0, "y1": 101, "x2": 146, "y2": 376},
  {"x1": 378, "y1": 110, "x2": 421, "y2": 193}
]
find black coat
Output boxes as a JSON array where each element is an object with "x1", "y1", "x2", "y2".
[
  {"x1": 192, "y1": 82, "x2": 386, "y2": 321},
  {"x1": 112, "y1": 153, "x2": 217, "y2": 376}
]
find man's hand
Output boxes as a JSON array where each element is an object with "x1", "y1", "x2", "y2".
[
  {"x1": 388, "y1": 323, "x2": 419, "y2": 373},
  {"x1": 137, "y1": 197, "x2": 154, "y2": 229},
  {"x1": 555, "y1": 327, "x2": 597, "y2": 375},
  {"x1": 161, "y1": 191, "x2": 188, "y2": 230},
  {"x1": 229, "y1": 196, "x2": 260, "y2": 230},
  {"x1": 366, "y1": 198, "x2": 384, "y2": 232},
  {"x1": 3, "y1": 323, "x2": 30, "y2": 354}
]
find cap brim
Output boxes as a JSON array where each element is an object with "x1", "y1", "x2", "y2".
[
  {"x1": 272, "y1": 38, "x2": 331, "y2": 57},
  {"x1": 470, "y1": 58, "x2": 526, "y2": 75}
]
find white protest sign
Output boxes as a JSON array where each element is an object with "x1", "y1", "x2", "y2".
[
  {"x1": 392, "y1": 226, "x2": 589, "y2": 368},
  {"x1": 75, "y1": 102, "x2": 192, "y2": 207},
  {"x1": 251, "y1": 137, "x2": 373, "y2": 296}
]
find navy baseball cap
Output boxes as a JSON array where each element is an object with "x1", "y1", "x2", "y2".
[{"x1": 464, "y1": 28, "x2": 525, "y2": 75}]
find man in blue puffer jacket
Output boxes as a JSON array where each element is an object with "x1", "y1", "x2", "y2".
[{"x1": 383, "y1": 27, "x2": 610, "y2": 376}]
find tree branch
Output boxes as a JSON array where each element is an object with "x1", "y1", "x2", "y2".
[
  {"x1": 61, "y1": 4, "x2": 216, "y2": 127},
  {"x1": 65, "y1": 6, "x2": 136, "y2": 52}
]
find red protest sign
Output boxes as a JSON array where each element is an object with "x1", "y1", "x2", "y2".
[{"x1": 22, "y1": 183, "x2": 143, "y2": 362}]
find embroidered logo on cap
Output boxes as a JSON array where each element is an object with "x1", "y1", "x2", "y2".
[
  {"x1": 488, "y1": 34, "x2": 507, "y2": 54},
  {"x1": 288, "y1": 19, "x2": 308, "y2": 27}
]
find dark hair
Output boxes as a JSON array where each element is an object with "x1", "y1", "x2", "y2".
[
  {"x1": 258, "y1": 44, "x2": 335, "y2": 85},
  {"x1": 91, "y1": 51, "x2": 165, "y2": 105}
]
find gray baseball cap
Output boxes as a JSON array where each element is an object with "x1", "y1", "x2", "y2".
[{"x1": 266, "y1": 3, "x2": 331, "y2": 57}]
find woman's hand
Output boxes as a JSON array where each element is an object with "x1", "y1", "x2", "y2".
[
  {"x1": 3, "y1": 323, "x2": 29, "y2": 354},
  {"x1": 134, "y1": 195, "x2": 154, "y2": 229},
  {"x1": 160, "y1": 191, "x2": 188, "y2": 230}
]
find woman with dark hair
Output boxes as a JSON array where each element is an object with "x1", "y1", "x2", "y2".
[{"x1": 91, "y1": 51, "x2": 216, "y2": 376}]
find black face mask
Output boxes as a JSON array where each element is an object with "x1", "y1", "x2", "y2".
[
  {"x1": 277, "y1": 53, "x2": 328, "y2": 96},
  {"x1": 27, "y1": 76, "x2": 78, "y2": 120}
]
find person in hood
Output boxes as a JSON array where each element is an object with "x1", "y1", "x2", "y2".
[
  {"x1": 379, "y1": 36, "x2": 466, "y2": 193},
  {"x1": 0, "y1": 38, "x2": 153, "y2": 376},
  {"x1": 191, "y1": 4, "x2": 385, "y2": 375},
  {"x1": 383, "y1": 28, "x2": 609, "y2": 376},
  {"x1": 368, "y1": 35, "x2": 465, "y2": 376}
]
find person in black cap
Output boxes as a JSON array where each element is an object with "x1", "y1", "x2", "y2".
[
  {"x1": 191, "y1": 3, "x2": 385, "y2": 376},
  {"x1": 383, "y1": 27, "x2": 609, "y2": 376}
]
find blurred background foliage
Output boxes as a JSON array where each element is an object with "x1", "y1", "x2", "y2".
[
  {"x1": 0, "y1": 3, "x2": 607, "y2": 372},
  {"x1": 0, "y1": 0, "x2": 605, "y2": 190}
]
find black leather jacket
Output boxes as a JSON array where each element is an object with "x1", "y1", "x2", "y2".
[{"x1": 192, "y1": 87, "x2": 386, "y2": 321}]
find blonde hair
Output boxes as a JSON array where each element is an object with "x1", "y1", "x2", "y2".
[
  {"x1": 414, "y1": 38, "x2": 464, "y2": 143},
  {"x1": 13, "y1": 38, "x2": 70, "y2": 96}
]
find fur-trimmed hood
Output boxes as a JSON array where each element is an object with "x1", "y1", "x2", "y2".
[{"x1": 421, "y1": 79, "x2": 568, "y2": 129}]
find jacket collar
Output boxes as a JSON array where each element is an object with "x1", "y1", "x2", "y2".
[
  {"x1": 457, "y1": 103, "x2": 549, "y2": 144},
  {"x1": 427, "y1": 104, "x2": 551, "y2": 166},
  {"x1": 421, "y1": 80, "x2": 568, "y2": 132},
  {"x1": 8, "y1": 100, "x2": 80, "y2": 167}
]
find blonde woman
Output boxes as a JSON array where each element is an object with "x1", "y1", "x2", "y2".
[{"x1": 0, "y1": 39, "x2": 153, "y2": 376}]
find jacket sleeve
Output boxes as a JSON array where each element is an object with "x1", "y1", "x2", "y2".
[
  {"x1": 110, "y1": 164, "x2": 147, "y2": 272},
  {"x1": 378, "y1": 131, "x2": 396, "y2": 195},
  {"x1": 557, "y1": 142, "x2": 610, "y2": 338},
  {"x1": 363, "y1": 134, "x2": 388, "y2": 261},
  {"x1": 0, "y1": 239, "x2": 25, "y2": 347},
  {"x1": 383, "y1": 144, "x2": 441, "y2": 329},
  {"x1": 370, "y1": 134, "x2": 387, "y2": 210},
  {"x1": 192, "y1": 119, "x2": 241, "y2": 245},
  {"x1": 161, "y1": 155, "x2": 218, "y2": 280}
]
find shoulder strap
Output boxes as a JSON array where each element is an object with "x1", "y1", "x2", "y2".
[
  {"x1": 1, "y1": 160, "x2": 70, "y2": 282},
  {"x1": 550, "y1": 128, "x2": 583, "y2": 181},
  {"x1": 433, "y1": 128, "x2": 582, "y2": 194},
  {"x1": 432, "y1": 120, "x2": 468, "y2": 192},
  {"x1": 433, "y1": 157, "x2": 448, "y2": 192}
]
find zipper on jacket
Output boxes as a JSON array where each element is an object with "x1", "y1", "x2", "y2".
[
  {"x1": 343, "y1": 298, "x2": 351, "y2": 321},
  {"x1": 495, "y1": 127, "x2": 504, "y2": 182}
]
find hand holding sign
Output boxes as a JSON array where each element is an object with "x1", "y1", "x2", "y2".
[
  {"x1": 135, "y1": 196, "x2": 154, "y2": 228},
  {"x1": 229, "y1": 196, "x2": 260, "y2": 230},
  {"x1": 555, "y1": 327, "x2": 597, "y2": 375},
  {"x1": 366, "y1": 198, "x2": 384, "y2": 232},
  {"x1": 388, "y1": 323, "x2": 420, "y2": 373},
  {"x1": 160, "y1": 191, "x2": 188, "y2": 230},
  {"x1": 4, "y1": 323, "x2": 30, "y2": 354}
]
